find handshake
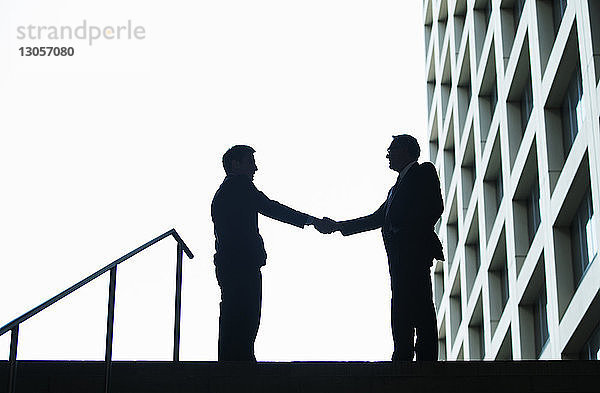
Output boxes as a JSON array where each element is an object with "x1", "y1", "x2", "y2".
[{"x1": 311, "y1": 217, "x2": 340, "y2": 234}]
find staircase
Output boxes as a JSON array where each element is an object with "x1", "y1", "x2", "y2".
[{"x1": 1, "y1": 360, "x2": 599, "y2": 393}]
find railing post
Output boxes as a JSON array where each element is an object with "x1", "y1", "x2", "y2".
[
  {"x1": 104, "y1": 266, "x2": 118, "y2": 393},
  {"x1": 8, "y1": 325, "x2": 19, "y2": 393},
  {"x1": 173, "y1": 242, "x2": 183, "y2": 361}
]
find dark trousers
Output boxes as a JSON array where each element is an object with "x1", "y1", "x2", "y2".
[
  {"x1": 389, "y1": 263, "x2": 438, "y2": 361},
  {"x1": 215, "y1": 265, "x2": 262, "y2": 361}
]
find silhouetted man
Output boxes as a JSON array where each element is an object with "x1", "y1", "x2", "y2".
[
  {"x1": 322, "y1": 135, "x2": 444, "y2": 361},
  {"x1": 211, "y1": 145, "x2": 327, "y2": 361}
]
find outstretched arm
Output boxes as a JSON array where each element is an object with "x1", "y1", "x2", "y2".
[
  {"x1": 338, "y1": 202, "x2": 386, "y2": 235},
  {"x1": 250, "y1": 183, "x2": 351, "y2": 232},
  {"x1": 253, "y1": 184, "x2": 312, "y2": 228}
]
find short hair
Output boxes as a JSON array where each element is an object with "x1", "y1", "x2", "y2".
[
  {"x1": 389, "y1": 134, "x2": 420, "y2": 161},
  {"x1": 222, "y1": 145, "x2": 255, "y2": 175}
]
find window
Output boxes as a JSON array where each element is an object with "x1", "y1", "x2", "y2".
[
  {"x1": 485, "y1": 0, "x2": 493, "y2": 26},
  {"x1": 500, "y1": 263, "x2": 509, "y2": 307},
  {"x1": 527, "y1": 178, "x2": 541, "y2": 244},
  {"x1": 490, "y1": 81, "x2": 498, "y2": 117},
  {"x1": 553, "y1": 0, "x2": 567, "y2": 33},
  {"x1": 580, "y1": 322, "x2": 600, "y2": 360},
  {"x1": 561, "y1": 66, "x2": 583, "y2": 157},
  {"x1": 570, "y1": 189, "x2": 597, "y2": 285},
  {"x1": 479, "y1": 324, "x2": 485, "y2": 358},
  {"x1": 520, "y1": 77, "x2": 534, "y2": 131},
  {"x1": 513, "y1": 0, "x2": 526, "y2": 29},
  {"x1": 468, "y1": 81, "x2": 473, "y2": 103},
  {"x1": 533, "y1": 288, "x2": 549, "y2": 357},
  {"x1": 496, "y1": 168, "x2": 503, "y2": 210},
  {"x1": 469, "y1": 322, "x2": 485, "y2": 360}
]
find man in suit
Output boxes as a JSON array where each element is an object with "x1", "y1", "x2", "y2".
[
  {"x1": 211, "y1": 145, "x2": 327, "y2": 361},
  {"x1": 322, "y1": 135, "x2": 444, "y2": 361}
]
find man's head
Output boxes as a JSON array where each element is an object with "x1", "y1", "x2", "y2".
[
  {"x1": 386, "y1": 134, "x2": 420, "y2": 172},
  {"x1": 222, "y1": 145, "x2": 258, "y2": 180}
]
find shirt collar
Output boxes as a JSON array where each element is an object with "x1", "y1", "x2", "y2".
[{"x1": 397, "y1": 161, "x2": 417, "y2": 183}]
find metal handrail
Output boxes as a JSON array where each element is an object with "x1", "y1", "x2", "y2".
[{"x1": 0, "y1": 228, "x2": 194, "y2": 393}]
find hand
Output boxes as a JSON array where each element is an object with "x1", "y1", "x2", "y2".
[{"x1": 314, "y1": 217, "x2": 339, "y2": 234}]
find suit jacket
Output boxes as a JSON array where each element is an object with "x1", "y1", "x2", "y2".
[
  {"x1": 211, "y1": 174, "x2": 310, "y2": 269},
  {"x1": 339, "y1": 162, "x2": 444, "y2": 267}
]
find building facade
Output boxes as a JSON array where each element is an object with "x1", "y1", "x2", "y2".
[{"x1": 423, "y1": 0, "x2": 600, "y2": 360}]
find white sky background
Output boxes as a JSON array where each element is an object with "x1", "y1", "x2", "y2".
[{"x1": 0, "y1": 0, "x2": 428, "y2": 361}]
